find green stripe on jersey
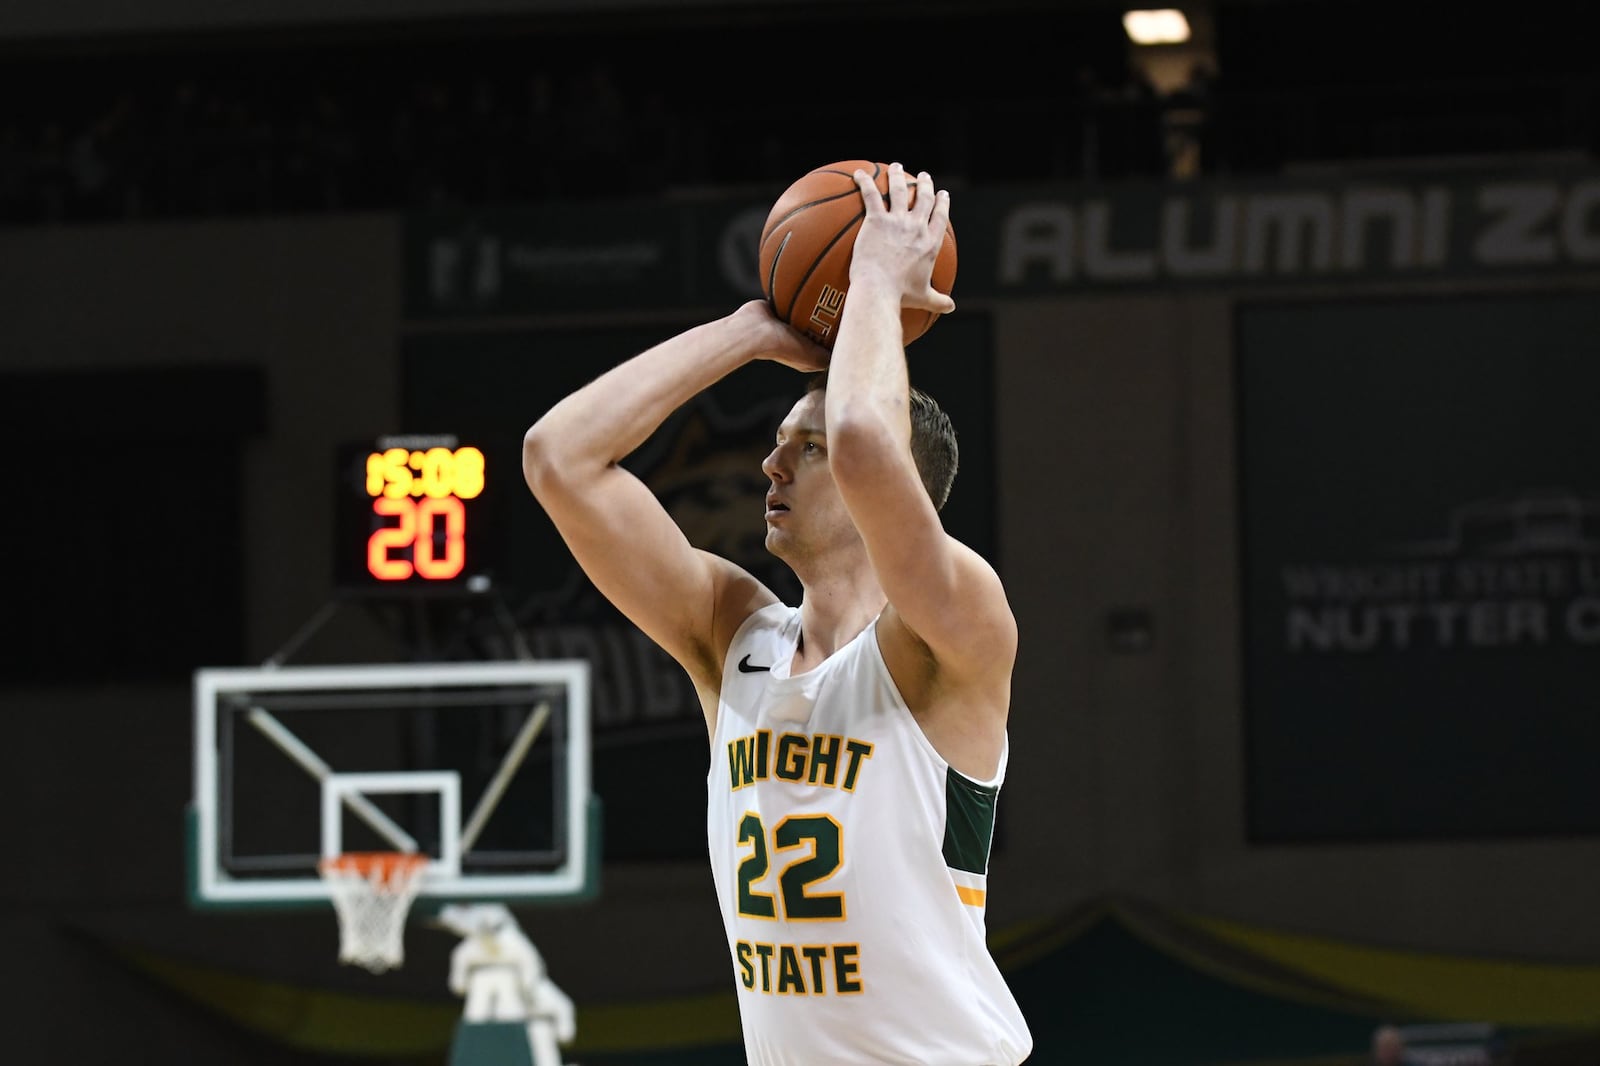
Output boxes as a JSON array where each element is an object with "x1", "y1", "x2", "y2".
[{"x1": 942, "y1": 768, "x2": 998, "y2": 874}]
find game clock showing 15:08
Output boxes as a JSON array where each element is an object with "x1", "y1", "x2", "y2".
[{"x1": 334, "y1": 436, "x2": 490, "y2": 590}]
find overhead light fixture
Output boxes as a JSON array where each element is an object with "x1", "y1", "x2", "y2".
[{"x1": 1122, "y1": 8, "x2": 1191, "y2": 44}]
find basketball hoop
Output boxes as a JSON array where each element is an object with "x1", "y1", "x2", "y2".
[{"x1": 318, "y1": 851, "x2": 430, "y2": 973}]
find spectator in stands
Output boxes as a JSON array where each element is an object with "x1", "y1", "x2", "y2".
[
  {"x1": 28, "y1": 119, "x2": 70, "y2": 221},
  {"x1": 508, "y1": 71, "x2": 561, "y2": 200},
  {"x1": 0, "y1": 121, "x2": 30, "y2": 222},
  {"x1": 1162, "y1": 59, "x2": 1218, "y2": 179},
  {"x1": 1372, "y1": 1024, "x2": 1407, "y2": 1065},
  {"x1": 556, "y1": 62, "x2": 632, "y2": 197}
]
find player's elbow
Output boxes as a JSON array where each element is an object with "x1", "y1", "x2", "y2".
[{"x1": 521, "y1": 419, "x2": 567, "y2": 499}]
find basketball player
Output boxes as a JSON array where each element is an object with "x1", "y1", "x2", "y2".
[{"x1": 523, "y1": 162, "x2": 1032, "y2": 1064}]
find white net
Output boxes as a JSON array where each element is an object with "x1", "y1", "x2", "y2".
[{"x1": 319, "y1": 852, "x2": 429, "y2": 973}]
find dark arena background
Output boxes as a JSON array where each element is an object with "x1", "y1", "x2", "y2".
[{"x1": 3, "y1": 0, "x2": 1600, "y2": 1063}]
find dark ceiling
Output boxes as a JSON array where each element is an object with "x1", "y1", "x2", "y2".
[{"x1": 0, "y1": 0, "x2": 1591, "y2": 223}]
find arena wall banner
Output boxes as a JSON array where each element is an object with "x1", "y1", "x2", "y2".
[
  {"x1": 404, "y1": 162, "x2": 1600, "y2": 317},
  {"x1": 1236, "y1": 293, "x2": 1600, "y2": 841}
]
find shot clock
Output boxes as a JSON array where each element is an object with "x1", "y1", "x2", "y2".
[{"x1": 334, "y1": 434, "x2": 493, "y2": 591}]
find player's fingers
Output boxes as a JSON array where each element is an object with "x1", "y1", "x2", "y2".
[
  {"x1": 886, "y1": 161, "x2": 909, "y2": 212},
  {"x1": 929, "y1": 187, "x2": 953, "y2": 241},
  {"x1": 853, "y1": 168, "x2": 883, "y2": 215},
  {"x1": 914, "y1": 171, "x2": 937, "y2": 221}
]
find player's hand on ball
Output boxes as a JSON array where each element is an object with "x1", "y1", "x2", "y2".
[
  {"x1": 850, "y1": 163, "x2": 957, "y2": 318},
  {"x1": 733, "y1": 299, "x2": 830, "y2": 372}
]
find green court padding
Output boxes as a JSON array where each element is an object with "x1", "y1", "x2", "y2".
[{"x1": 92, "y1": 896, "x2": 1600, "y2": 1065}]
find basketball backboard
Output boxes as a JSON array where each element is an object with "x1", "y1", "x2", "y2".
[{"x1": 188, "y1": 660, "x2": 598, "y2": 909}]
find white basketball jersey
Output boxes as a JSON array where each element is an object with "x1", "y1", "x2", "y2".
[{"x1": 706, "y1": 603, "x2": 1032, "y2": 1065}]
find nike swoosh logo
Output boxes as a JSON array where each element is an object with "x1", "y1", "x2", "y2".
[{"x1": 737, "y1": 654, "x2": 771, "y2": 673}]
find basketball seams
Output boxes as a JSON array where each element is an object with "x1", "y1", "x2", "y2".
[
  {"x1": 809, "y1": 160, "x2": 881, "y2": 184},
  {"x1": 759, "y1": 189, "x2": 861, "y2": 246},
  {"x1": 762, "y1": 231, "x2": 792, "y2": 316},
  {"x1": 756, "y1": 162, "x2": 880, "y2": 245},
  {"x1": 770, "y1": 207, "x2": 865, "y2": 319}
]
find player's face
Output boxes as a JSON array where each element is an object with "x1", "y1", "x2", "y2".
[{"x1": 760, "y1": 390, "x2": 857, "y2": 562}]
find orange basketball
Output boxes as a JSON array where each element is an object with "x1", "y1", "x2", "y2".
[{"x1": 757, "y1": 160, "x2": 957, "y2": 349}]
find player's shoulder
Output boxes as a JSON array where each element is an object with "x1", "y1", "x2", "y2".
[
  {"x1": 947, "y1": 536, "x2": 1017, "y2": 628},
  {"x1": 705, "y1": 553, "x2": 785, "y2": 652}
]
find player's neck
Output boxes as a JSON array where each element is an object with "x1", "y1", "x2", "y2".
[{"x1": 795, "y1": 567, "x2": 885, "y2": 665}]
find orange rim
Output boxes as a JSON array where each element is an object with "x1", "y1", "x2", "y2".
[{"x1": 318, "y1": 851, "x2": 428, "y2": 886}]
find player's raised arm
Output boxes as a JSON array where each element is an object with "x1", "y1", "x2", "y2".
[
  {"x1": 522, "y1": 301, "x2": 825, "y2": 703},
  {"x1": 825, "y1": 165, "x2": 1016, "y2": 688}
]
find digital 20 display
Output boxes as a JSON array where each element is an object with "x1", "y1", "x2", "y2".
[{"x1": 334, "y1": 435, "x2": 489, "y2": 589}]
